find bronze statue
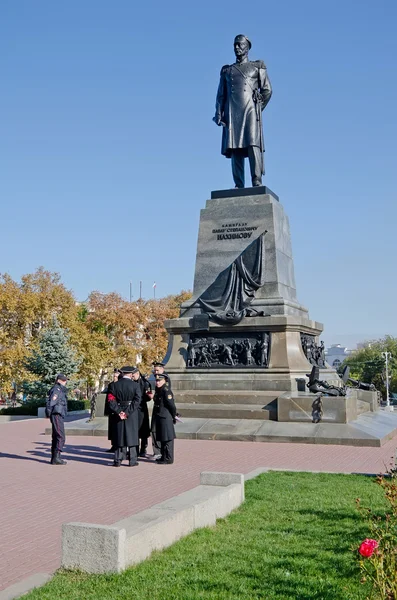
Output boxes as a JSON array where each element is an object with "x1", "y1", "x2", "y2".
[
  {"x1": 340, "y1": 365, "x2": 376, "y2": 391},
  {"x1": 213, "y1": 34, "x2": 272, "y2": 188},
  {"x1": 306, "y1": 366, "x2": 346, "y2": 397},
  {"x1": 186, "y1": 332, "x2": 271, "y2": 368}
]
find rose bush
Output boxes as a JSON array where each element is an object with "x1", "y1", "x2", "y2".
[
  {"x1": 358, "y1": 538, "x2": 379, "y2": 558},
  {"x1": 355, "y1": 460, "x2": 397, "y2": 599}
]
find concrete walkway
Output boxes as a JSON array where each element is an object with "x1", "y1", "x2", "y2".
[{"x1": 0, "y1": 418, "x2": 396, "y2": 593}]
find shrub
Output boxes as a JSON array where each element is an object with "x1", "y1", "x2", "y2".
[
  {"x1": 355, "y1": 461, "x2": 397, "y2": 599},
  {"x1": 1, "y1": 399, "x2": 45, "y2": 416},
  {"x1": 0, "y1": 398, "x2": 90, "y2": 415},
  {"x1": 67, "y1": 399, "x2": 90, "y2": 411}
]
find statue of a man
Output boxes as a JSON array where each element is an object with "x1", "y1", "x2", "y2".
[{"x1": 213, "y1": 35, "x2": 272, "y2": 188}]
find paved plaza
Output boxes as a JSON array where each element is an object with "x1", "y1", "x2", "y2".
[{"x1": 0, "y1": 418, "x2": 396, "y2": 593}]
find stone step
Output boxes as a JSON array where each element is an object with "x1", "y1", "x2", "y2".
[
  {"x1": 175, "y1": 402, "x2": 277, "y2": 421},
  {"x1": 174, "y1": 390, "x2": 279, "y2": 405}
]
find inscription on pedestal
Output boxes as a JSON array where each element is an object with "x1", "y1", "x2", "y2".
[
  {"x1": 186, "y1": 332, "x2": 270, "y2": 368},
  {"x1": 212, "y1": 222, "x2": 259, "y2": 241}
]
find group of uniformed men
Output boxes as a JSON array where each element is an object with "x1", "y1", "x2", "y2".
[{"x1": 46, "y1": 362, "x2": 177, "y2": 467}]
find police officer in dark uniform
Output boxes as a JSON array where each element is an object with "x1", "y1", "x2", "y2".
[
  {"x1": 107, "y1": 366, "x2": 141, "y2": 467},
  {"x1": 153, "y1": 373, "x2": 176, "y2": 464},
  {"x1": 45, "y1": 373, "x2": 68, "y2": 465},
  {"x1": 150, "y1": 362, "x2": 172, "y2": 458},
  {"x1": 105, "y1": 369, "x2": 120, "y2": 452},
  {"x1": 131, "y1": 368, "x2": 152, "y2": 457}
]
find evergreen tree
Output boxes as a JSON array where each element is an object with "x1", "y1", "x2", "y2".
[{"x1": 23, "y1": 319, "x2": 81, "y2": 399}]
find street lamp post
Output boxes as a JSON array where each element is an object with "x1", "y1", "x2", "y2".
[{"x1": 381, "y1": 351, "x2": 392, "y2": 408}]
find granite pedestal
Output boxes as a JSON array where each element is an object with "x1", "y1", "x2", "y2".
[{"x1": 164, "y1": 188, "x2": 336, "y2": 398}]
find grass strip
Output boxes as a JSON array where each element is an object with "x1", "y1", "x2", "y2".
[{"x1": 25, "y1": 471, "x2": 387, "y2": 599}]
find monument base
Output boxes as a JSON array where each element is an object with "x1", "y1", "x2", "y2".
[
  {"x1": 164, "y1": 314, "x2": 339, "y2": 395},
  {"x1": 53, "y1": 407, "x2": 397, "y2": 447}
]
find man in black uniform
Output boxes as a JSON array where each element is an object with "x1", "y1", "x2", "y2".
[
  {"x1": 152, "y1": 362, "x2": 172, "y2": 387},
  {"x1": 149, "y1": 362, "x2": 172, "y2": 459},
  {"x1": 45, "y1": 373, "x2": 68, "y2": 465},
  {"x1": 131, "y1": 368, "x2": 152, "y2": 457},
  {"x1": 105, "y1": 368, "x2": 120, "y2": 452},
  {"x1": 107, "y1": 366, "x2": 141, "y2": 467},
  {"x1": 153, "y1": 373, "x2": 176, "y2": 465}
]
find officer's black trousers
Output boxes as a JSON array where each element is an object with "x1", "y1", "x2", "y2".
[
  {"x1": 151, "y1": 420, "x2": 161, "y2": 456},
  {"x1": 115, "y1": 446, "x2": 138, "y2": 465},
  {"x1": 50, "y1": 414, "x2": 65, "y2": 453},
  {"x1": 160, "y1": 440, "x2": 174, "y2": 464},
  {"x1": 231, "y1": 146, "x2": 263, "y2": 188}
]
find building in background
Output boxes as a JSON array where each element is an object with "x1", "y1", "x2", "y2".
[{"x1": 325, "y1": 344, "x2": 353, "y2": 369}]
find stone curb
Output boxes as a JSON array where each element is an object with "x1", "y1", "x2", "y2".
[
  {"x1": 0, "y1": 573, "x2": 51, "y2": 600},
  {"x1": 0, "y1": 416, "x2": 37, "y2": 423},
  {"x1": 61, "y1": 471, "x2": 245, "y2": 574}
]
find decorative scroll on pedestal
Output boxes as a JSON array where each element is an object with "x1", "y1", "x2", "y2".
[
  {"x1": 186, "y1": 332, "x2": 270, "y2": 368},
  {"x1": 301, "y1": 334, "x2": 326, "y2": 368},
  {"x1": 197, "y1": 232, "x2": 267, "y2": 325}
]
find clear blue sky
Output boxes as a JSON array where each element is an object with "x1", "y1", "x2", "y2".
[{"x1": 1, "y1": 0, "x2": 396, "y2": 346}]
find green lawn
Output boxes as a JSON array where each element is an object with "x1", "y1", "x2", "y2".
[{"x1": 25, "y1": 472, "x2": 387, "y2": 600}]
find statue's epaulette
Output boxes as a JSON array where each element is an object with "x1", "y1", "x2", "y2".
[
  {"x1": 220, "y1": 64, "x2": 229, "y2": 75},
  {"x1": 253, "y1": 60, "x2": 266, "y2": 69}
]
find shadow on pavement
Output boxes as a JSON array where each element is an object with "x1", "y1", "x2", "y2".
[{"x1": 0, "y1": 451, "x2": 49, "y2": 465}]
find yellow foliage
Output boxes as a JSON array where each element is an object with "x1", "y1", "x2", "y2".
[{"x1": 0, "y1": 268, "x2": 191, "y2": 395}]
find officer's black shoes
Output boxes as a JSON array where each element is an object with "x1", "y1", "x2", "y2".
[
  {"x1": 128, "y1": 462, "x2": 139, "y2": 467},
  {"x1": 156, "y1": 460, "x2": 174, "y2": 465},
  {"x1": 51, "y1": 452, "x2": 67, "y2": 465},
  {"x1": 113, "y1": 461, "x2": 121, "y2": 467},
  {"x1": 106, "y1": 447, "x2": 115, "y2": 453},
  {"x1": 139, "y1": 449, "x2": 148, "y2": 457}
]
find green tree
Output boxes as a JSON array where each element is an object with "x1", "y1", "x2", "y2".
[
  {"x1": 23, "y1": 319, "x2": 81, "y2": 399},
  {"x1": 343, "y1": 336, "x2": 397, "y2": 399}
]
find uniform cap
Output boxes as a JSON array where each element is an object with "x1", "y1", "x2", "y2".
[
  {"x1": 234, "y1": 34, "x2": 252, "y2": 49},
  {"x1": 120, "y1": 365, "x2": 139, "y2": 374},
  {"x1": 155, "y1": 373, "x2": 169, "y2": 381},
  {"x1": 56, "y1": 373, "x2": 68, "y2": 381},
  {"x1": 152, "y1": 361, "x2": 165, "y2": 367}
]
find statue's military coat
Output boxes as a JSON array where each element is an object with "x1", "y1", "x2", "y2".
[
  {"x1": 153, "y1": 386, "x2": 176, "y2": 442},
  {"x1": 108, "y1": 377, "x2": 141, "y2": 448},
  {"x1": 215, "y1": 60, "x2": 272, "y2": 158}
]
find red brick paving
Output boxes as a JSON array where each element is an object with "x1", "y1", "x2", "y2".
[{"x1": 0, "y1": 418, "x2": 396, "y2": 591}]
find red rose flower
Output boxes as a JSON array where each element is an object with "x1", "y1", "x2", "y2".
[{"x1": 358, "y1": 538, "x2": 379, "y2": 558}]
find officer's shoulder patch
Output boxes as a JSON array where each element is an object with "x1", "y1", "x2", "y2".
[
  {"x1": 168, "y1": 394, "x2": 173, "y2": 400},
  {"x1": 52, "y1": 394, "x2": 58, "y2": 400},
  {"x1": 220, "y1": 64, "x2": 229, "y2": 75},
  {"x1": 253, "y1": 59, "x2": 266, "y2": 69}
]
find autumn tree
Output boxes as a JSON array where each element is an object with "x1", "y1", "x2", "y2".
[
  {"x1": 0, "y1": 268, "x2": 78, "y2": 395},
  {"x1": 139, "y1": 290, "x2": 192, "y2": 371},
  {"x1": 0, "y1": 267, "x2": 191, "y2": 397}
]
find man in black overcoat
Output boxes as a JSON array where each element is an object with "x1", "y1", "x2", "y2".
[
  {"x1": 150, "y1": 362, "x2": 172, "y2": 458},
  {"x1": 153, "y1": 373, "x2": 176, "y2": 465},
  {"x1": 131, "y1": 368, "x2": 152, "y2": 457},
  {"x1": 107, "y1": 366, "x2": 142, "y2": 467},
  {"x1": 105, "y1": 368, "x2": 120, "y2": 452}
]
